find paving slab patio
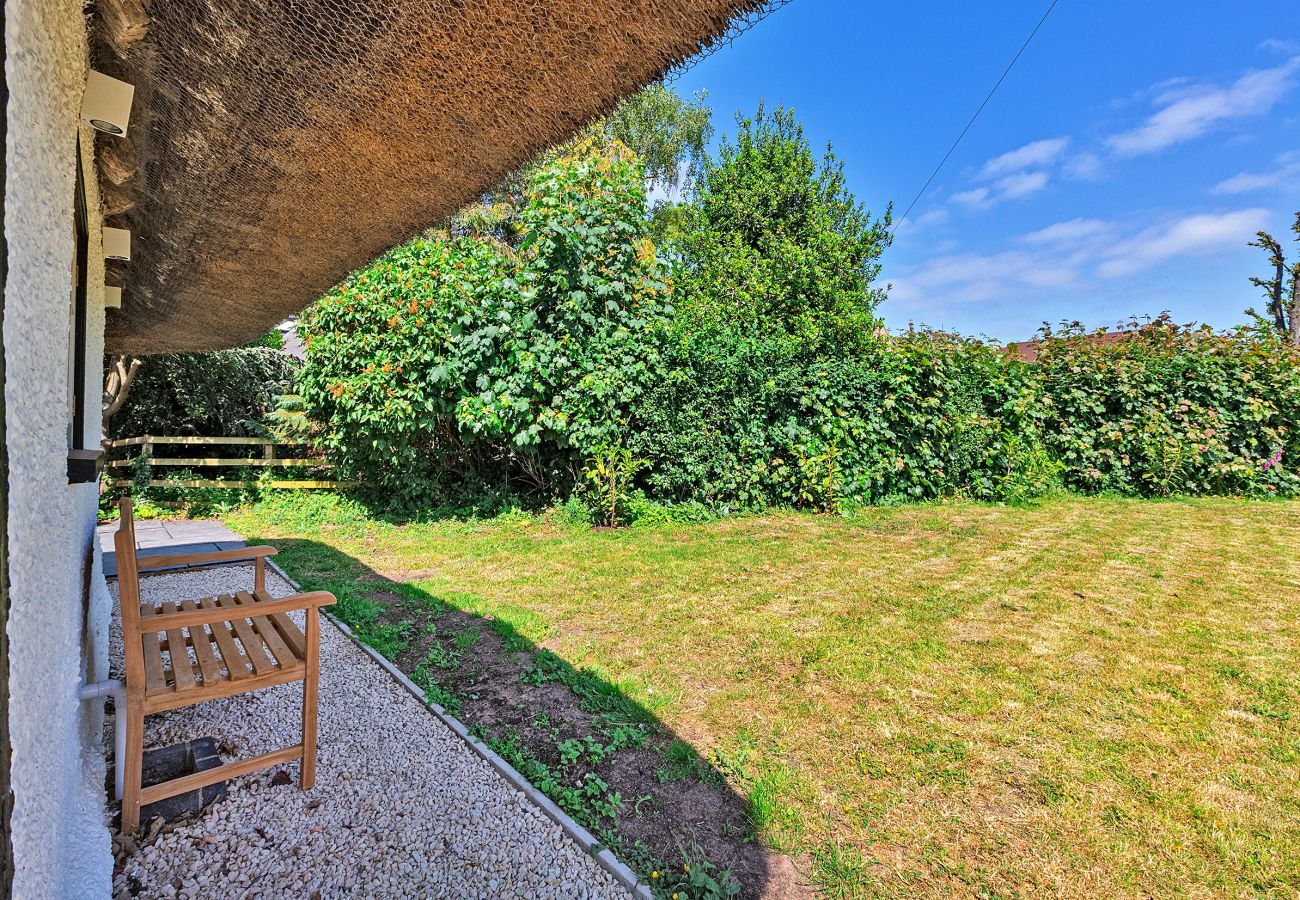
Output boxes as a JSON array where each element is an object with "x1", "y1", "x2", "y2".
[{"x1": 98, "y1": 517, "x2": 244, "y2": 577}]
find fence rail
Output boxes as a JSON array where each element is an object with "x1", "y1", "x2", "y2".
[{"x1": 106, "y1": 435, "x2": 346, "y2": 491}]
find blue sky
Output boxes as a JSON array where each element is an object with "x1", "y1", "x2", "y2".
[{"x1": 671, "y1": 0, "x2": 1300, "y2": 341}]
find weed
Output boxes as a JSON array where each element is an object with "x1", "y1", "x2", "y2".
[
  {"x1": 424, "y1": 642, "x2": 460, "y2": 670},
  {"x1": 812, "y1": 842, "x2": 875, "y2": 899},
  {"x1": 486, "y1": 733, "x2": 624, "y2": 833},
  {"x1": 452, "y1": 626, "x2": 481, "y2": 651},
  {"x1": 412, "y1": 649, "x2": 463, "y2": 714},
  {"x1": 656, "y1": 739, "x2": 722, "y2": 786},
  {"x1": 655, "y1": 843, "x2": 741, "y2": 900},
  {"x1": 331, "y1": 590, "x2": 409, "y2": 660}
]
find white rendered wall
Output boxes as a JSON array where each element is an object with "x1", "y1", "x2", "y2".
[{"x1": 5, "y1": 0, "x2": 113, "y2": 895}]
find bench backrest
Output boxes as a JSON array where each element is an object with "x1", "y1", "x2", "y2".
[{"x1": 114, "y1": 498, "x2": 146, "y2": 691}]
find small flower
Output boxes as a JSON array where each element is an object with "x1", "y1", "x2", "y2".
[{"x1": 651, "y1": 872, "x2": 659, "y2": 880}]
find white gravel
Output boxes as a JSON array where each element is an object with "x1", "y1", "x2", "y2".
[{"x1": 109, "y1": 566, "x2": 630, "y2": 900}]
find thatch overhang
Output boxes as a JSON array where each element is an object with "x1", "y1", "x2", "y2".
[{"x1": 94, "y1": 0, "x2": 777, "y2": 354}]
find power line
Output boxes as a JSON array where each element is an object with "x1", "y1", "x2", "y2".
[{"x1": 892, "y1": 0, "x2": 1061, "y2": 233}]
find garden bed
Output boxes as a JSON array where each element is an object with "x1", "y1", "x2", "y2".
[{"x1": 367, "y1": 584, "x2": 807, "y2": 899}]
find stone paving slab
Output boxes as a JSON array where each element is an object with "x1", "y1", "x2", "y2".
[{"x1": 98, "y1": 518, "x2": 243, "y2": 577}]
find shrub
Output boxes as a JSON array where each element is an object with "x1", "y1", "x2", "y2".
[
  {"x1": 108, "y1": 346, "x2": 299, "y2": 439},
  {"x1": 632, "y1": 328, "x2": 1043, "y2": 509},
  {"x1": 1032, "y1": 320, "x2": 1300, "y2": 497},
  {"x1": 297, "y1": 139, "x2": 668, "y2": 510},
  {"x1": 581, "y1": 441, "x2": 650, "y2": 526},
  {"x1": 632, "y1": 319, "x2": 1300, "y2": 507}
]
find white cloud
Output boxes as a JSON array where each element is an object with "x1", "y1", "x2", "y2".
[
  {"x1": 979, "y1": 138, "x2": 1070, "y2": 178},
  {"x1": 948, "y1": 167, "x2": 1050, "y2": 212},
  {"x1": 1019, "y1": 218, "x2": 1111, "y2": 246},
  {"x1": 1260, "y1": 38, "x2": 1300, "y2": 55},
  {"x1": 995, "y1": 170, "x2": 1050, "y2": 199},
  {"x1": 892, "y1": 207, "x2": 1268, "y2": 314},
  {"x1": 891, "y1": 206, "x2": 951, "y2": 239},
  {"x1": 1211, "y1": 151, "x2": 1300, "y2": 194},
  {"x1": 1062, "y1": 151, "x2": 1103, "y2": 180},
  {"x1": 1106, "y1": 56, "x2": 1300, "y2": 155},
  {"x1": 889, "y1": 248, "x2": 1082, "y2": 308},
  {"x1": 1096, "y1": 208, "x2": 1267, "y2": 278},
  {"x1": 913, "y1": 208, "x2": 951, "y2": 229},
  {"x1": 950, "y1": 186, "x2": 991, "y2": 208}
]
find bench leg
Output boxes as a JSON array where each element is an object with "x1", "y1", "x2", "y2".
[
  {"x1": 121, "y1": 699, "x2": 144, "y2": 833},
  {"x1": 300, "y1": 607, "x2": 319, "y2": 790}
]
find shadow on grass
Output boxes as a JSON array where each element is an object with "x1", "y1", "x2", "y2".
[{"x1": 254, "y1": 536, "x2": 802, "y2": 900}]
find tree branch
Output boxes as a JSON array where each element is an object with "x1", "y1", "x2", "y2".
[
  {"x1": 1249, "y1": 231, "x2": 1286, "y2": 334},
  {"x1": 101, "y1": 354, "x2": 140, "y2": 419},
  {"x1": 1289, "y1": 212, "x2": 1300, "y2": 347}
]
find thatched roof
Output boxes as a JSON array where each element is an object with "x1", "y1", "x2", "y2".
[{"x1": 96, "y1": 0, "x2": 777, "y2": 354}]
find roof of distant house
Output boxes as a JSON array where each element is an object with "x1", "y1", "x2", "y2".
[{"x1": 1006, "y1": 330, "x2": 1132, "y2": 362}]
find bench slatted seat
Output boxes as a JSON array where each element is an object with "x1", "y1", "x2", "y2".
[{"x1": 114, "y1": 498, "x2": 336, "y2": 832}]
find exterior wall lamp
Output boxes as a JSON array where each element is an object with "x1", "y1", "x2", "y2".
[
  {"x1": 80, "y1": 70, "x2": 135, "y2": 137},
  {"x1": 103, "y1": 227, "x2": 131, "y2": 262}
]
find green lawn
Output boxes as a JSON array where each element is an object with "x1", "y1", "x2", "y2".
[{"x1": 228, "y1": 497, "x2": 1300, "y2": 897}]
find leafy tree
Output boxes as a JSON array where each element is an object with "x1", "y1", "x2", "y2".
[
  {"x1": 446, "y1": 84, "x2": 711, "y2": 249},
  {"x1": 673, "y1": 103, "x2": 892, "y2": 353},
  {"x1": 601, "y1": 84, "x2": 712, "y2": 195},
  {"x1": 455, "y1": 138, "x2": 668, "y2": 461},
  {"x1": 603, "y1": 84, "x2": 712, "y2": 245},
  {"x1": 1247, "y1": 210, "x2": 1300, "y2": 346},
  {"x1": 243, "y1": 327, "x2": 286, "y2": 351},
  {"x1": 297, "y1": 139, "x2": 667, "y2": 508}
]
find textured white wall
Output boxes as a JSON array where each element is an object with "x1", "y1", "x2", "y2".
[{"x1": 5, "y1": 0, "x2": 114, "y2": 896}]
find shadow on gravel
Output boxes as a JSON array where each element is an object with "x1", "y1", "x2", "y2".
[{"x1": 255, "y1": 538, "x2": 809, "y2": 900}]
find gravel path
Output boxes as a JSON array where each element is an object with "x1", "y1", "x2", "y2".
[{"x1": 110, "y1": 566, "x2": 630, "y2": 900}]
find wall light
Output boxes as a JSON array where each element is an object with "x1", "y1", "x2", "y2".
[
  {"x1": 80, "y1": 71, "x2": 135, "y2": 137},
  {"x1": 105, "y1": 286, "x2": 122, "y2": 309},
  {"x1": 103, "y1": 227, "x2": 131, "y2": 262}
]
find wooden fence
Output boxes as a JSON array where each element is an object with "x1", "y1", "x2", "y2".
[{"x1": 106, "y1": 435, "x2": 344, "y2": 490}]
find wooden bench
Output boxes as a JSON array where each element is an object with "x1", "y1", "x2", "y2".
[{"x1": 114, "y1": 498, "x2": 336, "y2": 832}]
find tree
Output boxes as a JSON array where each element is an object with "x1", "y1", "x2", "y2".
[
  {"x1": 107, "y1": 348, "x2": 298, "y2": 440},
  {"x1": 1247, "y1": 211, "x2": 1300, "y2": 346},
  {"x1": 601, "y1": 84, "x2": 712, "y2": 195},
  {"x1": 101, "y1": 354, "x2": 140, "y2": 444},
  {"x1": 445, "y1": 84, "x2": 712, "y2": 249},
  {"x1": 673, "y1": 103, "x2": 892, "y2": 353},
  {"x1": 297, "y1": 138, "x2": 667, "y2": 507}
]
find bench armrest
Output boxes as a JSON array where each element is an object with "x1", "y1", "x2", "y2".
[
  {"x1": 137, "y1": 591, "x2": 336, "y2": 631},
  {"x1": 134, "y1": 545, "x2": 278, "y2": 572}
]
